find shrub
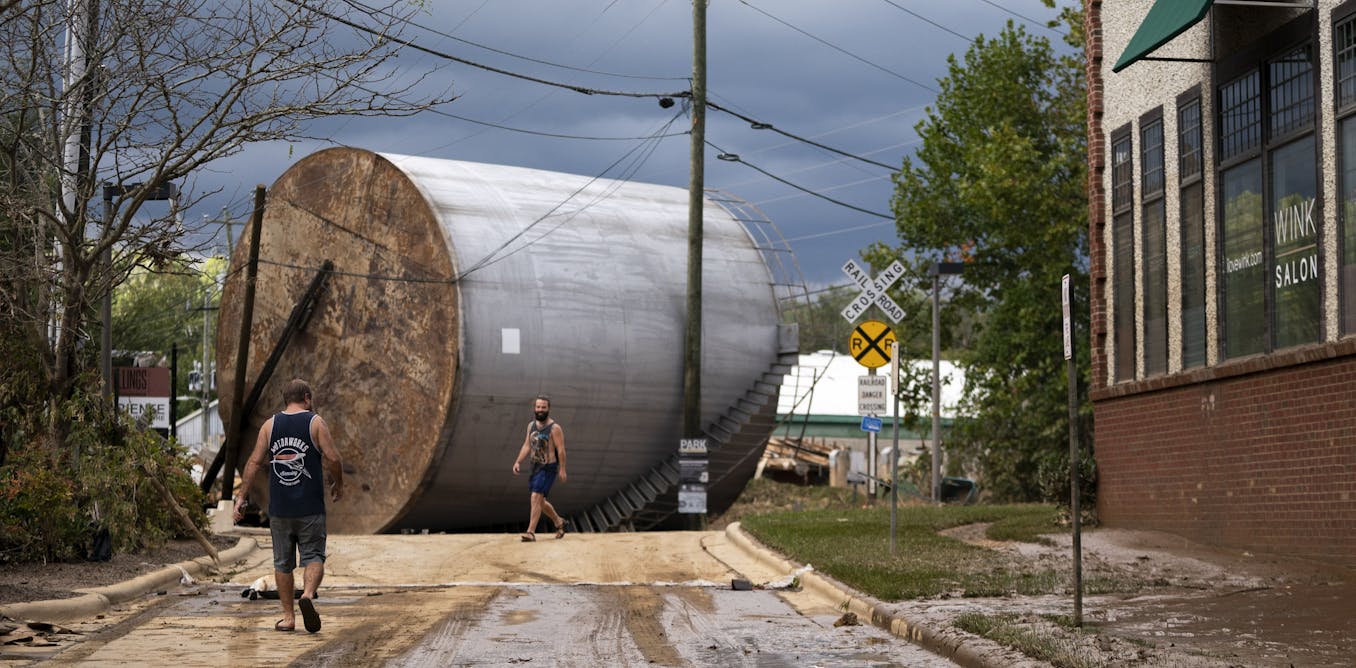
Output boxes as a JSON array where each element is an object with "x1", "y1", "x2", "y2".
[{"x1": 0, "y1": 375, "x2": 206, "y2": 564}]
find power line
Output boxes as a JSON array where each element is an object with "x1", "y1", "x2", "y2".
[
  {"x1": 424, "y1": 105, "x2": 690, "y2": 141},
  {"x1": 783, "y1": 220, "x2": 896, "y2": 243},
  {"x1": 280, "y1": 0, "x2": 689, "y2": 99},
  {"x1": 339, "y1": 0, "x2": 688, "y2": 81},
  {"x1": 735, "y1": 0, "x2": 937, "y2": 94},
  {"x1": 878, "y1": 0, "x2": 972, "y2": 43},
  {"x1": 707, "y1": 140, "x2": 894, "y2": 220},
  {"x1": 974, "y1": 0, "x2": 1065, "y2": 37},
  {"x1": 707, "y1": 101, "x2": 897, "y2": 170},
  {"x1": 459, "y1": 109, "x2": 685, "y2": 277}
]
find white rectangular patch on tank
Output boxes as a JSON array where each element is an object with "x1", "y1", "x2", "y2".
[{"x1": 502, "y1": 328, "x2": 520, "y2": 354}]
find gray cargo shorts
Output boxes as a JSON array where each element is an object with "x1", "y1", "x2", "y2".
[{"x1": 269, "y1": 513, "x2": 327, "y2": 572}]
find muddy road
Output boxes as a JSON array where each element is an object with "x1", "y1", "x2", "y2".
[{"x1": 17, "y1": 532, "x2": 958, "y2": 667}]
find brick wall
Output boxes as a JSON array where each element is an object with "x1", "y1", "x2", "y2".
[
  {"x1": 1084, "y1": 0, "x2": 1108, "y2": 391},
  {"x1": 1095, "y1": 350, "x2": 1356, "y2": 565}
]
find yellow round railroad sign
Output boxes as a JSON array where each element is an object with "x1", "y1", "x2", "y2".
[{"x1": 849, "y1": 320, "x2": 895, "y2": 368}]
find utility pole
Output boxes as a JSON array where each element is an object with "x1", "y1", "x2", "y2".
[
  {"x1": 683, "y1": 0, "x2": 706, "y2": 441},
  {"x1": 222, "y1": 186, "x2": 266, "y2": 503},
  {"x1": 201, "y1": 287, "x2": 211, "y2": 459},
  {"x1": 680, "y1": 0, "x2": 708, "y2": 530}
]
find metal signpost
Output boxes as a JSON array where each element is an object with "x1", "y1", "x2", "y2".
[
  {"x1": 1064, "y1": 274, "x2": 1083, "y2": 626},
  {"x1": 858, "y1": 372, "x2": 887, "y2": 495},
  {"x1": 890, "y1": 341, "x2": 900, "y2": 554},
  {"x1": 841, "y1": 259, "x2": 906, "y2": 501},
  {"x1": 929, "y1": 262, "x2": 964, "y2": 501}
]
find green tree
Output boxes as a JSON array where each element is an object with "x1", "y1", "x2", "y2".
[
  {"x1": 867, "y1": 9, "x2": 1091, "y2": 502},
  {"x1": 112, "y1": 257, "x2": 226, "y2": 419}
]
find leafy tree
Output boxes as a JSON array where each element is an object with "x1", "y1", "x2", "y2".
[
  {"x1": 783, "y1": 286, "x2": 855, "y2": 354},
  {"x1": 112, "y1": 257, "x2": 227, "y2": 418},
  {"x1": 866, "y1": 9, "x2": 1092, "y2": 503},
  {"x1": 0, "y1": 0, "x2": 449, "y2": 452}
]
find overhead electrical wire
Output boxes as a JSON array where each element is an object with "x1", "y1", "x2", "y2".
[
  {"x1": 878, "y1": 0, "x2": 972, "y2": 43},
  {"x1": 735, "y1": 0, "x2": 938, "y2": 94},
  {"x1": 458, "y1": 109, "x2": 685, "y2": 278},
  {"x1": 975, "y1": 0, "x2": 1065, "y2": 37},
  {"x1": 707, "y1": 101, "x2": 897, "y2": 170},
  {"x1": 280, "y1": 0, "x2": 689, "y2": 99},
  {"x1": 706, "y1": 140, "x2": 893, "y2": 220},
  {"x1": 339, "y1": 0, "x2": 688, "y2": 81}
]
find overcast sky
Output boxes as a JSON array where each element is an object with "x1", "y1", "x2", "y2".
[{"x1": 186, "y1": 0, "x2": 1073, "y2": 288}]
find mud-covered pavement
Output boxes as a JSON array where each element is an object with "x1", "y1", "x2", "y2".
[{"x1": 4, "y1": 531, "x2": 960, "y2": 667}]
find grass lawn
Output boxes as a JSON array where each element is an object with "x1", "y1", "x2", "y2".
[{"x1": 740, "y1": 501, "x2": 1069, "y2": 601}]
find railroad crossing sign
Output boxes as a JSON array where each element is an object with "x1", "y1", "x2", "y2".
[
  {"x1": 841, "y1": 258, "x2": 906, "y2": 323},
  {"x1": 849, "y1": 320, "x2": 896, "y2": 369},
  {"x1": 858, "y1": 375, "x2": 888, "y2": 415}
]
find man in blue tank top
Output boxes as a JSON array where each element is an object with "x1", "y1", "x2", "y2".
[
  {"x1": 511, "y1": 395, "x2": 568, "y2": 541},
  {"x1": 233, "y1": 378, "x2": 344, "y2": 633}
]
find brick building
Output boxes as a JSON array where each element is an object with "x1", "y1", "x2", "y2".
[{"x1": 1088, "y1": 0, "x2": 1355, "y2": 564}]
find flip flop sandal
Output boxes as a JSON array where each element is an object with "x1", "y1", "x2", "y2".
[
  {"x1": 520, "y1": 532, "x2": 536, "y2": 542},
  {"x1": 274, "y1": 619, "x2": 295, "y2": 632},
  {"x1": 555, "y1": 521, "x2": 568, "y2": 539},
  {"x1": 298, "y1": 597, "x2": 321, "y2": 633}
]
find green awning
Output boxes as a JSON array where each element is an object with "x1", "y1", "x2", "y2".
[{"x1": 1112, "y1": 0, "x2": 1213, "y2": 73}]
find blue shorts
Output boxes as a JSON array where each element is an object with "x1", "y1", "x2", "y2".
[
  {"x1": 269, "y1": 513, "x2": 327, "y2": 572},
  {"x1": 529, "y1": 462, "x2": 559, "y2": 496}
]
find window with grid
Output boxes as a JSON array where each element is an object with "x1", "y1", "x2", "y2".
[
  {"x1": 1179, "y1": 97, "x2": 1206, "y2": 368},
  {"x1": 1337, "y1": 10, "x2": 1356, "y2": 333},
  {"x1": 1220, "y1": 71, "x2": 1261, "y2": 162},
  {"x1": 1141, "y1": 116, "x2": 1167, "y2": 376},
  {"x1": 1111, "y1": 130, "x2": 1136, "y2": 381},
  {"x1": 1217, "y1": 27, "x2": 1319, "y2": 360}
]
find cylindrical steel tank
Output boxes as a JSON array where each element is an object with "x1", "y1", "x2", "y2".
[{"x1": 217, "y1": 147, "x2": 784, "y2": 533}]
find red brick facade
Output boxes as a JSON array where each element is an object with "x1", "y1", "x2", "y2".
[
  {"x1": 1086, "y1": 1, "x2": 1356, "y2": 567},
  {"x1": 1094, "y1": 342, "x2": 1356, "y2": 565}
]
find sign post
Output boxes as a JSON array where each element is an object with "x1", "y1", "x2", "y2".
[
  {"x1": 1064, "y1": 273, "x2": 1083, "y2": 627},
  {"x1": 890, "y1": 341, "x2": 900, "y2": 554},
  {"x1": 841, "y1": 258, "x2": 906, "y2": 501}
]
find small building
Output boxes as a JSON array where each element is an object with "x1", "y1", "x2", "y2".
[
  {"x1": 1090, "y1": 1, "x2": 1356, "y2": 564},
  {"x1": 773, "y1": 350, "x2": 964, "y2": 483},
  {"x1": 175, "y1": 399, "x2": 222, "y2": 483}
]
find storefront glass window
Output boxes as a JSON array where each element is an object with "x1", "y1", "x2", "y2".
[
  {"x1": 1270, "y1": 136, "x2": 1320, "y2": 349},
  {"x1": 1221, "y1": 161, "x2": 1265, "y2": 358}
]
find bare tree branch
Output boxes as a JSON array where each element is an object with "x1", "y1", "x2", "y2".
[{"x1": 1, "y1": 0, "x2": 452, "y2": 443}]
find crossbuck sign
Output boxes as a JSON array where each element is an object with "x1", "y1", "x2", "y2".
[{"x1": 841, "y1": 259, "x2": 906, "y2": 323}]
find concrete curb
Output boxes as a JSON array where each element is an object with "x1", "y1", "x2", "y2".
[
  {"x1": 724, "y1": 522, "x2": 1013, "y2": 668},
  {"x1": 0, "y1": 537, "x2": 259, "y2": 623}
]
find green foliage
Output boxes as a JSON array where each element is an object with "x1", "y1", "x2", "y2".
[
  {"x1": 112, "y1": 257, "x2": 226, "y2": 416},
  {"x1": 740, "y1": 503, "x2": 1082, "y2": 600},
  {"x1": 869, "y1": 12, "x2": 1093, "y2": 504},
  {"x1": 0, "y1": 378, "x2": 207, "y2": 564},
  {"x1": 782, "y1": 286, "x2": 856, "y2": 353}
]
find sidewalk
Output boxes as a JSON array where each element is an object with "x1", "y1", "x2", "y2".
[
  {"x1": 724, "y1": 522, "x2": 1038, "y2": 668},
  {"x1": 0, "y1": 538, "x2": 258, "y2": 623}
]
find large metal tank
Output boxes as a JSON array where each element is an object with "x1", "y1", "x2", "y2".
[{"x1": 217, "y1": 147, "x2": 786, "y2": 533}]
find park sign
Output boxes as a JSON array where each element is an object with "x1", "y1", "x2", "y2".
[
  {"x1": 841, "y1": 258, "x2": 906, "y2": 323},
  {"x1": 116, "y1": 366, "x2": 171, "y2": 430}
]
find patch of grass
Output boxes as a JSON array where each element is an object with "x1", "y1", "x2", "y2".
[
  {"x1": 741, "y1": 502, "x2": 1065, "y2": 600},
  {"x1": 954, "y1": 613, "x2": 1099, "y2": 668}
]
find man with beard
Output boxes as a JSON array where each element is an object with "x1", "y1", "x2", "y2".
[{"x1": 511, "y1": 395, "x2": 568, "y2": 541}]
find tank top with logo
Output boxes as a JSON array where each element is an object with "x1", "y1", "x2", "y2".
[
  {"x1": 267, "y1": 411, "x2": 326, "y2": 518},
  {"x1": 528, "y1": 420, "x2": 557, "y2": 465}
]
